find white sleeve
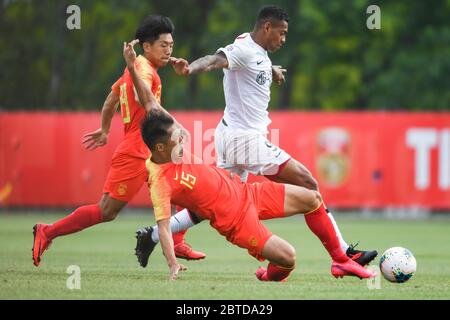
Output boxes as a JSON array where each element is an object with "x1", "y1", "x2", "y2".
[{"x1": 216, "y1": 43, "x2": 252, "y2": 71}]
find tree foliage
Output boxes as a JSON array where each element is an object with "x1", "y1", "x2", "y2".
[{"x1": 0, "y1": 0, "x2": 449, "y2": 111}]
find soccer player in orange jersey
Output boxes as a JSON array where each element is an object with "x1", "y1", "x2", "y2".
[
  {"x1": 124, "y1": 40, "x2": 377, "y2": 281},
  {"x1": 31, "y1": 15, "x2": 205, "y2": 267}
]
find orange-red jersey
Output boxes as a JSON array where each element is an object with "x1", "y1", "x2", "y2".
[
  {"x1": 111, "y1": 55, "x2": 162, "y2": 159},
  {"x1": 147, "y1": 153, "x2": 253, "y2": 234}
]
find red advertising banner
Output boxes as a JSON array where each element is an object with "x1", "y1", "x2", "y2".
[{"x1": 0, "y1": 112, "x2": 449, "y2": 208}]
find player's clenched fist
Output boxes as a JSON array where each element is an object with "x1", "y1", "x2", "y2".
[
  {"x1": 272, "y1": 65, "x2": 287, "y2": 85},
  {"x1": 123, "y1": 39, "x2": 139, "y2": 69}
]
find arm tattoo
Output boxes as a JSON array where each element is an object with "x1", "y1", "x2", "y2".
[{"x1": 189, "y1": 53, "x2": 228, "y2": 74}]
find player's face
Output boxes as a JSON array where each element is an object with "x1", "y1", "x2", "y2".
[
  {"x1": 167, "y1": 124, "x2": 184, "y2": 163},
  {"x1": 144, "y1": 33, "x2": 174, "y2": 68},
  {"x1": 266, "y1": 20, "x2": 288, "y2": 52}
]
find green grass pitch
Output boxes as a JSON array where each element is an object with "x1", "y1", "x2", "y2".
[{"x1": 0, "y1": 211, "x2": 449, "y2": 300}]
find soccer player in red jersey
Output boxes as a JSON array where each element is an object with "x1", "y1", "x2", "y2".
[
  {"x1": 31, "y1": 15, "x2": 205, "y2": 267},
  {"x1": 124, "y1": 41, "x2": 377, "y2": 281}
]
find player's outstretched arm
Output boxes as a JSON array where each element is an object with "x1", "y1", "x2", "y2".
[
  {"x1": 157, "y1": 218, "x2": 187, "y2": 280},
  {"x1": 123, "y1": 40, "x2": 161, "y2": 113},
  {"x1": 123, "y1": 40, "x2": 191, "y2": 139},
  {"x1": 82, "y1": 90, "x2": 119, "y2": 151},
  {"x1": 183, "y1": 52, "x2": 229, "y2": 75}
]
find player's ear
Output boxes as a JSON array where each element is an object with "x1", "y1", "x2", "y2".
[
  {"x1": 143, "y1": 41, "x2": 152, "y2": 53},
  {"x1": 264, "y1": 21, "x2": 272, "y2": 33},
  {"x1": 155, "y1": 143, "x2": 165, "y2": 153}
]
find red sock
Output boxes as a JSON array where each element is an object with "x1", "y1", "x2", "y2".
[
  {"x1": 172, "y1": 205, "x2": 187, "y2": 245},
  {"x1": 264, "y1": 263, "x2": 294, "y2": 281},
  {"x1": 44, "y1": 204, "x2": 103, "y2": 240},
  {"x1": 304, "y1": 203, "x2": 348, "y2": 263},
  {"x1": 172, "y1": 229, "x2": 187, "y2": 245}
]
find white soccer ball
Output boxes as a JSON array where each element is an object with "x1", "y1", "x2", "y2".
[{"x1": 379, "y1": 247, "x2": 416, "y2": 283}]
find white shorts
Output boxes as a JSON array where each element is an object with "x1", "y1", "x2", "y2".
[{"x1": 215, "y1": 120, "x2": 291, "y2": 182}]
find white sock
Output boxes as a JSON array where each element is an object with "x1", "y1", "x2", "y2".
[
  {"x1": 327, "y1": 212, "x2": 349, "y2": 252},
  {"x1": 151, "y1": 208, "x2": 195, "y2": 242}
]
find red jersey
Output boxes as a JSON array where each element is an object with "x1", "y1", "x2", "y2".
[
  {"x1": 111, "y1": 55, "x2": 162, "y2": 159},
  {"x1": 147, "y1": 154, "x2": 254, "y2": 234}
]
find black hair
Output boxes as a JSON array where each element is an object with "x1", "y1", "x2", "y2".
[
  {"x1": 141, "y1": 109, "x2": 175, "y2": 151},
  {"x1": 135, "y1": 15, "x2": 174, "y2": 47},
  {"x1": 255, "y1": 5, "x2": 289, "y2": 28}
]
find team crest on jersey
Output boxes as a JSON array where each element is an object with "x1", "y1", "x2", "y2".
[
  {"x1": 248, "y1": 236, "x2": 258, "y2": 247},
  {"x1": 316, "y1": 128, "x2": 351, "y2": 187},
  {"x1": 256, "y1": 71, "x2": 270, "y2": 85},
  {"x1": 118, "y1": 183, "x2": 127, "y2": 196}
]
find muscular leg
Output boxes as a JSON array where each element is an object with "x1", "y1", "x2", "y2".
[
  {"x1": 252, "y1": 183, "x2": 375, "y2": 280},
  {"x1": 283, "y1": 184, "x2": 348, "y2": 261},
  {"x1": 99, "y1": 193, "x2": 128, "y2": 222},
  {"x1": 256, "y1": 185, "x2": 319, "y2": 282},
  {"x1": 44, "y1": 193, "x2": 126, "y2": 240},
  {"x1": 32, "y1": 194, "x2": 126, "y2": 266},
  {"x1": 268, "y1": 158, "x2": 349, "y2": 251},
  {"x1": 270, "y1": 158, "x2": 319, "y2": 191},
  {"x1": 279, "y1": 184, "x2": 376, "y2": 279},
  {"x1": 283, "y1": 184, "x2": 322, "y2": 217},
  {"x1": 261, "y1": 235, "x2": 296, "y2": 268},
  {"x1": 256, "y1": 235, "x2": 296, "y2": 281}
]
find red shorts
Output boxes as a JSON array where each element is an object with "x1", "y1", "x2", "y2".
[
  {"x1": 103, "y1": 152, "x2": 148, "y2": 202},
  {"x1": 224, "y1": 181, "x2": 285, "y2": 261}
]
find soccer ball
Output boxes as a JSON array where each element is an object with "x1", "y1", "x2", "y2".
[{"x1": 379, "y1": 247, "x2": 416, "y2": 283}]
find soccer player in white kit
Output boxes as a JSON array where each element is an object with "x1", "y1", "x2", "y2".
[{"x1": 136, "y1": 5, "x2": 378, "y2": 269}]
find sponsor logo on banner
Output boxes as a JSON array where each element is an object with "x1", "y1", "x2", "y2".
[{"x1": 316, "y1": 128, "x2": 351, "y2": 187}]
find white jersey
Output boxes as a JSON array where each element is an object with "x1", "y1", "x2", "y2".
[{"x1": 216, "y1": 33, "x2": 272, "y2": 134}]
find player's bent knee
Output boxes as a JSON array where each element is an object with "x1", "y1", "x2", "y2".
[
  {"x1": 304, "y1": 175, "x2": 319, "y2": 191},
  {"x1": 278, "y1": 244, "x2": 296, "y2": 268},
  {"x1": 262, "y1": 236, "x2": 296, "y2": 267},
  {"x1": 285, "y1": 249, "x2": 296, "y2": 268},
  {"x1": 101, "y1": 210, "x2": 118, "y2": 222},
  {"x1": 297, "y1": 189, "x2": 322, "y2": 213},
  {"x1": 295, "y1": 165, "x2": 319, "y2": 191},
  {"x1": 311, "y1": 191, "x2": 322, "y2": 209},
  {"x1": 99, "y1": 195, "x2": 126, "y2": 222},
  {"x1": 99, "y1": 203, "x2": 120, "y2": 222}
]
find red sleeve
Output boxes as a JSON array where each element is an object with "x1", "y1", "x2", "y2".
[{"x1": 111, "y1": 76, "x2": 122, "y2": 96}]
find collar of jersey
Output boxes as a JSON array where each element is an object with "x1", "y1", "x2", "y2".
[{"x1": 248, "y1": 32, "x2": 268, "y2": 55}]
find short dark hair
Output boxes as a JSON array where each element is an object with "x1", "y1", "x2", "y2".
[
  {"x1": 141, "y1": 109, "x2": 175, "y2": 151},
  {"x1": 135, "y1": 15, "x2": 174, "y2": 47},
  {"x1": 255, "y1": 5, "x2": 289, "y2": 28}
]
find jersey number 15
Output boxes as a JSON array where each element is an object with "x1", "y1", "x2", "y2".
[{"x1": 174, "y1": 171, "x2": 197, "y2": 190}]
